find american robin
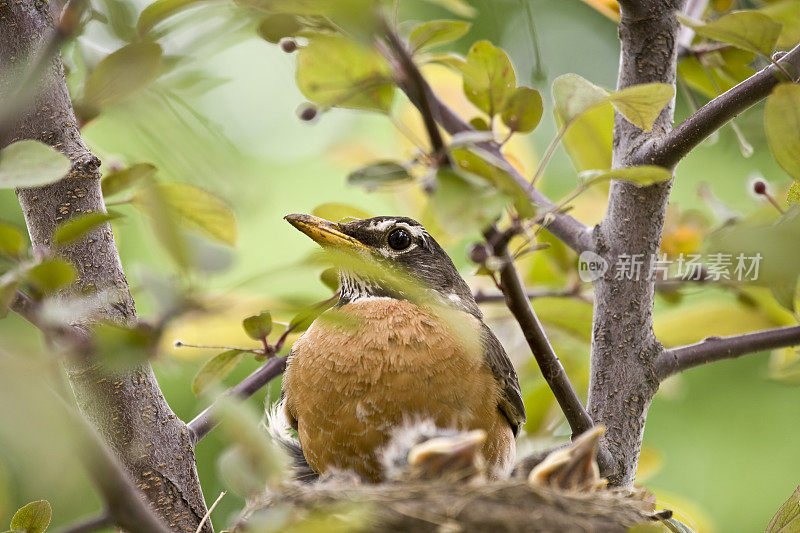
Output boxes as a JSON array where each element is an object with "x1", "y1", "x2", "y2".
[
  {"x1": 380, "y1": 420, "x2": 488, "y2": 482},
  {"x1": 275, "y1": 214, "x2": 526, "y2": 482}
]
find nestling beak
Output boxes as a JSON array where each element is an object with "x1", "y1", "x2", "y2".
[
  {"x1": 407, "y1": 429, "x2": 487, "y2": 469},
  {"x1": 285, "y1": 214, "x2": 368, "y2": 251}
]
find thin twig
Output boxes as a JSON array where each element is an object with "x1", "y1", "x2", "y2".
[
  {"x1": 53, "y1": 512, "x2": 112, "y2": 533},
  {"x1": 188, "y1": 355, "x2": 288, "y2": 445},
  {"x1": 474, "y1": 287, "x2": 577, "y2": 303},
  {"x1": 381, "y1": 25, "x2": 450, "y2": 166},
  {"x1": 655, "y1": 325, "x2": 800, "y2": 380},
  {"x1": 196, "y1": 491, "x2": 226, "y2": 533},
  {"x1": 636, "y1": 42, "x2": 800, "y2": 168}
]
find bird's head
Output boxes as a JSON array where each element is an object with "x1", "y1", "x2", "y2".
[{"x1": 284, "y1": 214, "x2": 480, "y2": 316}]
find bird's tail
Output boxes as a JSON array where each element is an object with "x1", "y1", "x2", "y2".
[{"x1": 265, "y1": 399, "x2": 318, "y2": 482}]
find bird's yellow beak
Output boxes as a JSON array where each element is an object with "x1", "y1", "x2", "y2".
[
  {"x1": 285, "y1": 214, "x2": 368, "y2": 251},
  {"x1": 407, "y1": 429, "x2": 487, "y2": 467}
]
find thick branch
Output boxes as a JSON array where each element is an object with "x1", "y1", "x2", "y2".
[
  {"x1": 382, "y1": 31, "x2": 592, "y2": 253},
  {"x1": 1, "y1": 2, "x2": 210, "y2": 529},
  {"x1": 189, "y1": 355, "x2": 287, "y2": 445},
  {"x1": 636, "y1": 42, "x2": 800, "y2": 168},
  {"x1": 655, "y1": 325, "x2": 800, "y2": 380},
  {"x1": 588, "y1": 0, "x2": 686, "y2": 487}
]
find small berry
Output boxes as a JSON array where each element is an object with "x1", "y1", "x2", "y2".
[
  {"x1": 279, "y1": 37, "x2": 297, "y2": 53},
  {"x1": 468, "y1": 243, "x2": 489, "y2": 264},
  {"x1": 297, "y1": 104, "x2": 317, "y2": 121},
  {"x1": 753, "y1": 179, "x2": 767, "y2": 195}
]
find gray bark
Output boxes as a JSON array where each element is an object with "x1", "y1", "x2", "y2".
[
  {"x1": 587, "y1": 0, "x2": 686, "y2": 487},
  {"x1": 0, "y1": 2, "x2": 210, "y2": 530}
]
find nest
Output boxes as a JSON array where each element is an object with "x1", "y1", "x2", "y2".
[{"x1": 239, "y1": 479, "x2": 658, "y2": 532}]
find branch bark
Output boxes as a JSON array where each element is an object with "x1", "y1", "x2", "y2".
[
  {"x1": 636, "y1": 42, "x2": 800, "y2": 168},
  {"x1": 1, "y1": 2, "x2": 209, "y2": 530},
  {"x1": 655, "y1": 325, "x2": 800, "y2": 380},
  {"x1": 587, "y1": 0, "x2": 686, "y2": 487}
]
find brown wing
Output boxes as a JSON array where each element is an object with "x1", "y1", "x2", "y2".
[{"x1": 481, "y1": 323, "x2": 526, "y2": 436}]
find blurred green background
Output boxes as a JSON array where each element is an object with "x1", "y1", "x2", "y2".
[{"x1": 1, "y1": 0, "x2": 798, "y2": 531}]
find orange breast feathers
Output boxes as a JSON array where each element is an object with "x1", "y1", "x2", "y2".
[{"x1": 281, "y1": 297, "x2": 515, "y2": 481}]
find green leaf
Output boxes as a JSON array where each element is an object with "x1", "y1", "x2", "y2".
[
  {"x1": 192, "y1": 350, "x2": 245, "y2": 396},
  {"x1": 706, "y1": 205, "x2": 800, "y2": 310},
  {"x1": 53, "y1": 212, "x2": 117, "y2": 246},
  {"x1": 26, "y1": 260, "x2": 77, "y2": 294},
  {"x1": 429, "y1": 167, "x2": 508, "y2": 232},
  {"x1": 767, "y1": 485, "x2": 800, "y2": 533},
  {"x1": 133, "y1": 183, "x2": 237, "y2": 245},
  {"x1": 347, "y1": 161, "x2": 411, "y2": 190},
  {"x1": 460, "y1": 40, "x2": 516, "y2": 116},
  {"x1": 552, "y1": 73, "x2": 609, "y2": 125},
  {"x1": 469, "y1": 116, "x2": 490, "y2": 131},
  {"x1": 423, "y1": 52, "x2": 466, "y2": 71},
  {"x1": 500, "y1": 86, "x2": 543, "y2": 133},
  {"x1": 137, "y1": 0, "x2": 206, "y2": 35},
  {"x1": 242, "y1": 311, "x2": 272, "y2": 340},
  {"x1": 760, "y1": 0, "x2": 800, "y2": 49},
  {"x1": 215, "y1": 398, "x2": 287, "y2": 493},
  {"x1": 678, "y1": 11, "x2": 781, "y2": 57},
  {"x1": 101, "y1": 162, "x2": 156, "y2": 197},
  {"x1": 560, "y1": 103, "x2": 613, "y2": 172},
  {"x1": 93, "y1": 322, "x2": 157, "y2": 368},
  {"x1": 0, "y1": 140, "x2": 71, "y2": 189},
  {"x1": 9, "y1": 500, "x2": 51, "y2": 533},
  {"x1": 0, "y1": 278, "x2": 18, "y2": 319},
  {"x1": 0, "y1": 223, "x2": 25, "y2": 257},
  {"x1": 607, "y1": 83, "x2": 674, "y2": 132},
  {"x1": 83, "y1": 42, "x2": 162, "y2": 109},
  {"x1": 451, "y1": 147, "x2": 535, "y2": 218},
  {"x1": 320, "y1": 267, "x2": 339, "y2": 292},
  {"x1": 766, "y1": 83, "x2": 800, "y2": 181},
  {"x1": 420, "y1": 0, "x2": 476, "y2": 17},
  {"x1": 409, "y1": 20, "x2": 471, "y2": 52},
  {"x1": 582, "y1": 166, "x2": 672, "y2": 187},
  {"x1": 289, "y1": 298, "x2": 336, "y2": 332},
  {"x1": 256, "y1": 13, "x2": 303, "y2": 43},
  {"x1": 296, "y1": 34, "x2": 394, "y2": 112},
  {"x1": 788, "y1": 181, "x2": 800, "y2": 205},
  {"x1": 311, "y1": 203, "x2": 371, "y2": 222}
]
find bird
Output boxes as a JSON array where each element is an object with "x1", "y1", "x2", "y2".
[
  {"x1": 272, "y1": 214, "x2": 526, "y2": 482},
  {"x1": 379, "y1": 420, "x2": 488, "y2": 482}
]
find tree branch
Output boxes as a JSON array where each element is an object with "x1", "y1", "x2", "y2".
[
  {"x1": 189, "y1": 355, "x2": 287, "y2": 445},
  {"x1": 379, "y1": 28, "x2": 593, "y2": 254},
  {"x1": 53, "y1": 513, "x2": 112, "y2": 533},
  {"x1": 483, "y1": 228, "x2": 593, "y2": 435},
  {"x1": 635, "y1": 42, "x2": 800, "y2": 168},
  {"x1": 483, "y1": 225, "x2": 615, "y2": 473},
  {"x1": 655, "y1": 325, "x2": 800, "y2": 380},
  {"x1": 474, "y1": 287, "x2": 578, "y2": 303},
  {"x1": 1, "y1": 1, "x2": 210, "y2": 528},
  {"x1": 588, "y1": 0, "x2": 686, "y2": 487}
]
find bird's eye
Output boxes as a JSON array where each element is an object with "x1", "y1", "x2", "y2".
[{"x1": 387, "y1": 227, "x2": 412, "y2": 251}]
